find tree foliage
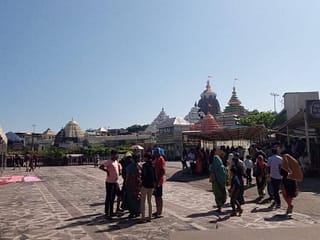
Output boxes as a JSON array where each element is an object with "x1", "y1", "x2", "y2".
[
  {"x1": 240, "y1": 111, "x2": 277, "y2": 129},
  {"x1": 126, "y1": 124, "x2": 149, "y2": 133}
]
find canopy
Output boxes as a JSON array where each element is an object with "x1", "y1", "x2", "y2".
[
  {"x1": 276, "y1": 109, "x2": 320, "y2": 132},
  {"x1": 183, "y1": 125, "x2": 270, "y2": 141}
]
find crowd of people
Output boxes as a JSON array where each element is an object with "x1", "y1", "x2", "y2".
[
  {"x1": 99, "y1": 142, "x2": 303, "y2": 222},
  {"x1": 180, "y1": 141, "x2": 304, "y2": 216},
  {"x1": 207, "y1": 143, "x2": 303, "y2": 216},
  {"x1": 10, "y1": 152, "x2": 40, "y2": 172},
  {"x1": 99, "y1": 147, "x2": 166, "y2": 223}
]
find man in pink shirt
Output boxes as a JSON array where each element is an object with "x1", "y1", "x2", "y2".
[{"x1": 99, "y1": 150, "x2": 121, "y2": 220}]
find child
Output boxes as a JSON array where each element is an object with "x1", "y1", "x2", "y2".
[{"x1": 229, "y1": 167, "x2": 243, "y2": 216}]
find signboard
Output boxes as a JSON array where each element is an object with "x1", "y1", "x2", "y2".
[{"x1": 306, "y1": 100, "x2": 320, "y2": 124}]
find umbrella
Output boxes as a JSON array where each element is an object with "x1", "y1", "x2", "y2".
[{"x1": 130, "y1": 144, "x2": 144, "y2": 150}]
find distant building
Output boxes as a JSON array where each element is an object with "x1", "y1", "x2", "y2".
[
  {"x1": 276, "y1": 91, "x2": 320, "y2": 172},
  {"x1": 38, "y1": 128, "x2": 56, "y2": 151},
  {"x1": 156, "y1": 117, "x2": 192, "y2": 160},
  {"x1": 12, "y1": 129, "x2": 55, "y2": 151},
  {"x1": 283, "y1": 92, "x2": 319, "y2": 119}
]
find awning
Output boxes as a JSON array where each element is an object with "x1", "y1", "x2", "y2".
[
  {"x1": 183, "y1": 125, "x2": 270, "y2": 141},
  {"x1": 276, "y1": 109, "x2": 320, "y2": 134}
]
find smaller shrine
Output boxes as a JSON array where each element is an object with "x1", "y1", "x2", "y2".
[
  {"x1": 184, "y1": 102, "x2": 202, "y2": 124},
  {"x1": 145, "y1": 108, "x2": 170, "y2": 133},
  {"x1": 190, "y1": 112, "x2": 221, "y2": 132},
  {"x1": 216, "y1": 86, "x2": 248, "y2": 127}
]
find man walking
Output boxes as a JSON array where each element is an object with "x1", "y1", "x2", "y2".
[{"x1": 267, "y1": 148, "x2": 283, "y2": 209}]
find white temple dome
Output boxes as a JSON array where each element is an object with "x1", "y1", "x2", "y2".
[{"x1": 64, "y1": 119, "x2": 84, "y2": 139}]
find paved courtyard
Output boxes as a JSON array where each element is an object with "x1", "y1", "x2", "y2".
[{"x1": 0, "y1": 162, "x2": 320, "y2": 240}]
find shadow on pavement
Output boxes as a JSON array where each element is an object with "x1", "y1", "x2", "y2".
[
  {"x1": 264, "y1": 214, "x2": 292, "y2": 222},
  {"x1": 56, "y1": 214, "x2": 107, "y2": 230},
  {"x1": 187, "y1": 210, "x2": 228, "y2": 218},
  {"x1": 56, "y1": 212, "x2": 147, "y2": 232},
  {"x1": 245, "y1": 197, "x2": 263, "y2": 204},
  {"x1": 167, "y1": 169, "x2": 208, "y2": 183},
  {"x1": 251, "y1": 206, "x2": 274, "y2": 213},
  {"x1": 89, "y1": 202, "x2": 104, "y2": 207},
  {"x1": 65, "y1": 213, "x2": 101, "y2": 221},
  {"x1": 96, "y1": 218, "x2": 139, "y2": 233},
  {"x1": 209, "y1": 214, "x2": 231, "y2": 224}
]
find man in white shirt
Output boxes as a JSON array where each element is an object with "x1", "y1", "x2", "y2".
[
  {"x1": 244, "y1": 155, "x2": 253, "y2": 185},
  {"x1": 267, "y1": 148, "x2": 283, "y2": 208}
]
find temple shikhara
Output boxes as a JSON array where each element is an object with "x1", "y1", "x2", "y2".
[{"x1": 197, "y1": 80, "x2": 221, "y2": 116}]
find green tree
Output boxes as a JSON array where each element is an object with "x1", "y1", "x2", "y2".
[
  {"x1": 127, "y1": 124, "x2": 149, "y2": 133},
  {"x1": 240, "y1": 111, "x2": 277, "y2": 129}
]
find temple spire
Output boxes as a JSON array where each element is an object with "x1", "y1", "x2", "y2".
[
  {"x1": 206, "y1": 80, "x2": 211, "y2": 92},
  {"x1": 228, "y1": 86, "x2": 241, "y2": 106}
]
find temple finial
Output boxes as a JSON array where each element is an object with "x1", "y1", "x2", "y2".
[{"x1": 206, "y1": 80, "x2": 211, "y2": 92}]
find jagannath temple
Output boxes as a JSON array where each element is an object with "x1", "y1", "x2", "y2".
[
  {"x1": 185, "y1": 80, "x2": 248, "y2": 127},
  {"x1": 197, "y1": 80, "x2": 221, "y2": 116}
]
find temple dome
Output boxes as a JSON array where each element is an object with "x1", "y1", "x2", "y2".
[
  {"x1": 64, "y1": 119, "x2": 84, "y2": 139},
  {"x1": 200, "y1": 80, "x2": 217, "y2": 98}
]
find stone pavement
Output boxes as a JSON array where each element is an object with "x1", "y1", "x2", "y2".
[{"x1": 0, "y1": 163, "x2": 319, "y2": 240}]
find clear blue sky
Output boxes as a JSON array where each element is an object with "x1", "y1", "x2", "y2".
[{"x1": 1, "y1": 0, "x2": 320, "y2": 133}]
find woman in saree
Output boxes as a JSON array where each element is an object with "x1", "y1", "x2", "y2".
[
  {"x1": 280, "y1": 153, "x2": 303, "y2": 215},
  {"x1": 125, "y1": 154, "x2": 142, "y2": 218},
  {"x1": 209, "y1": 155, "x2": 228, "y2": 212}
]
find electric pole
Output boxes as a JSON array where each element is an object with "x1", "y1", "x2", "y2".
[{"x1": 270, "y1": 92, "x2": 279, "y2": 113}]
